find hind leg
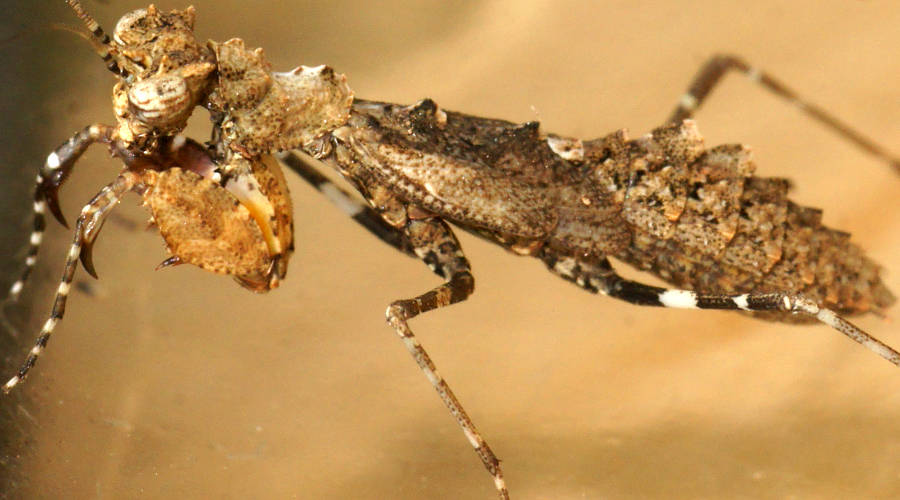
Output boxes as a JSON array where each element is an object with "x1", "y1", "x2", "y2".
[
  {"x1": 668, "y1": 54, "x2": 898, "y2": 172},
  {"x1": 540, "y1": 252, "x2": 900, "y2": 367},
  {"x1": 383, "y1": 215, "x2": 508, "y2": 499}
]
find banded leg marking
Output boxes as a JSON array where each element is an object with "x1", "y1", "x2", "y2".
[
  {"x1": 3, "y1": 172, "x2": 138, "y2": 393},
  {"x1": 278, "y1": 152, "x2": 415, "y2": 257},
  {"x1": 6, "y1": 191, "x2": 46, "y2": 303},
  {"x1": 668, "y1": 54, "x2": 899, "y2": 172},
  {"x1": 279, "y1": 154, "x2": 503, "y2": 493},
  {"x1": 6, "y1": 125, "x2": 113, "y2": 303},
  {"x1": 385, "y1": 218, "x2": 508, "y2": 500},
  {"x1": 542, "y1": 254, "x2": 900, "y2": 367}
]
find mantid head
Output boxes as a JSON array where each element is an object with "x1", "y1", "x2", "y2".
[{"x1": 68, "y1": 1, "x2": 216, "y2": 143}]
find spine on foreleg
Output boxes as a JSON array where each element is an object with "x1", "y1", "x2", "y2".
[{"x1": 602, "y1": 120, "x2": 893, "y2": 316}]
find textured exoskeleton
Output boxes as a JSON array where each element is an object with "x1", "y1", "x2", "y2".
[
  {"x1": 141, "y1": 148, "x2": 293, "y2": 291},
  {"x1": 4, "y1": 4, "x2": 897, "y2": 500}
]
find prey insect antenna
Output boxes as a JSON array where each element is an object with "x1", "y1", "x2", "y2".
[
  {"x1": 0, "y1": 23, "x2": 88, "y2": 49},
  {"x1": 65, "y1": 0, "x2": 125, "y2": 77}
]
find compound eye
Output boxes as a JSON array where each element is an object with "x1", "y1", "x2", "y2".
[
  {"x1": 127, "y1": 75, "x2": 191, "y2": 128},
  {"x1": 112, "y1": 8, "x2": 148, "y2": 46}
]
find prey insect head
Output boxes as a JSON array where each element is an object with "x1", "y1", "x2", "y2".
[
  {"x1": 111, "y1": 6, "x2": 216, "y2": 141},
  {"x1": 69, "y1": 2, "x2": 216, "y2": 143},
  {"x1": 110, "y1": 6, "x2": 211, "y2": 79}
]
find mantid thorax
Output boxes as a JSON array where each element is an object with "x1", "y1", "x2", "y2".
[
  {"x1": 108, "y1": 6, "x2": 216, "y2": 142},
  {"x1": 206, "y1": 38, "x2": 354, "y2": 155}
]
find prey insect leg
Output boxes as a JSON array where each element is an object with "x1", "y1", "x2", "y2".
[
  {"x1": 5, "y1": 125, "x2": 115, "y2": 302},
  {"x1": 542, "y1": 253, "x2": 900, "y2": 367},
  {"x1": 3, "y1": 171, "x2": 139, "y2": 393},
  {"x1": 668, "y1": 54, "x2": 899, "y2": 171},
  {"x1": 385, "y1": 217, "x2": 508, "y2": 500}
]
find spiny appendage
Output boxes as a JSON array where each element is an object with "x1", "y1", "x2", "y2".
[
  {"x1": 669, "y1": 54, "x2": 900, "y2": 173},
  {"x1": 3, "y1": 173, "x2": 137, "y2": 393},
  {"x1": 4, "y1": 125, "x2": 113, "y2": 303},
  {"x1": 543, "y1": 254, "x2": 900, "y2": 368},
  {"x1": 384, "y1": 219, "x2": 508, "y2": 500}
]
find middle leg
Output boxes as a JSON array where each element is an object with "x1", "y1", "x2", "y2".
[{"x1": 385, "y1": 216, "x2": 508, "y2": 500}]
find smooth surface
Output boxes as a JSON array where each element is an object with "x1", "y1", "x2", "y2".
[{"x1": 2, "y1": 1, "x2": 899, "y2": 498}]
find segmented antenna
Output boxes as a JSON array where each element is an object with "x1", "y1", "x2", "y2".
[{"x1": 65, "y1": 0, "x2": 125, "y2": 76}]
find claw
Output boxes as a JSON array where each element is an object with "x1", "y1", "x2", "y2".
[
  {"x1": 79, "y1": 239, "x2": 98, "y2": 279},
  {"x1": 155, "y1": 255, "x2": 183, "y2": 270},
  {"x1": 43, "y1": 187, "x2": 68, "y2": 229}
]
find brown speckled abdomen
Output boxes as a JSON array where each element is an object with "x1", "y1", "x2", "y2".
[{"x1": 602, "y1": 121, "x2": 894, "y2": 316}]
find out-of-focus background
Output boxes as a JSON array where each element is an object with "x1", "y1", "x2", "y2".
[{"x1": 1, "y1": 1, "x2": 898, "y2": 498}]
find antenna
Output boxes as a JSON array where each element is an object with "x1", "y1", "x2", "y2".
[{"x1": 65, "y1": 0, "x2": 125, "y2": 76}]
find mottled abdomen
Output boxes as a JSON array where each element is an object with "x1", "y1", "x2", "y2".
[{"x1": 606, "y1": 121, "x2": 893, "y2": 316}]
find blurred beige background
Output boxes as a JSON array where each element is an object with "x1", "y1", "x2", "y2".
[{"x1": 2, "y1": 1, "x2": 899, "y2": 498}]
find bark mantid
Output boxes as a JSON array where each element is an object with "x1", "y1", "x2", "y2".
[{"x1": 3, "y1": 3, "x2": 898, "y2": 498}]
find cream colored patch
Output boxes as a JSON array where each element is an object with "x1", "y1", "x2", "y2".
[
  {"x1": 546, "y1": 136, "x2": 584, "y2": 161},
  {"x1": 46, "y1": 152, "x2": 61, "y2": 169},
  {"x1": 659, "y1": 290, "x2": 698, "y2": 309},
  {"x1": 225, "y1": 173, "x2": 280, "y2": 254},
  {"x1": 679, "y1": 93, "x2": 698, "y2": 111}
]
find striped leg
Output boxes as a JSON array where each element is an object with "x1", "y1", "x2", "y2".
[
  {"x1": 6, "y1": 189, "x2": 47, "y2": 303},
  {"x1": 385, "y1": 218, "x2": 508, "y2": 500},
  {"x1": 3, "y1": 171, "x2": 139, "y2": 393},
  {"x1": 277, "y1": 152, "x2": 416, "y2": 257},
  {"x1": 5, "y1": 125, "x2": 114, "y2": 302},
  {"x1": 668, "y1": 54, "x2": 899, "y2": 172},
  {"x1": 542, "y1": 254, "x2": 900, "y2": 367}
]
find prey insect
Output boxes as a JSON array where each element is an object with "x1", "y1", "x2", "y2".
[{"x1": 4, "y1": 3, "x2": 898, "y2": 498}]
